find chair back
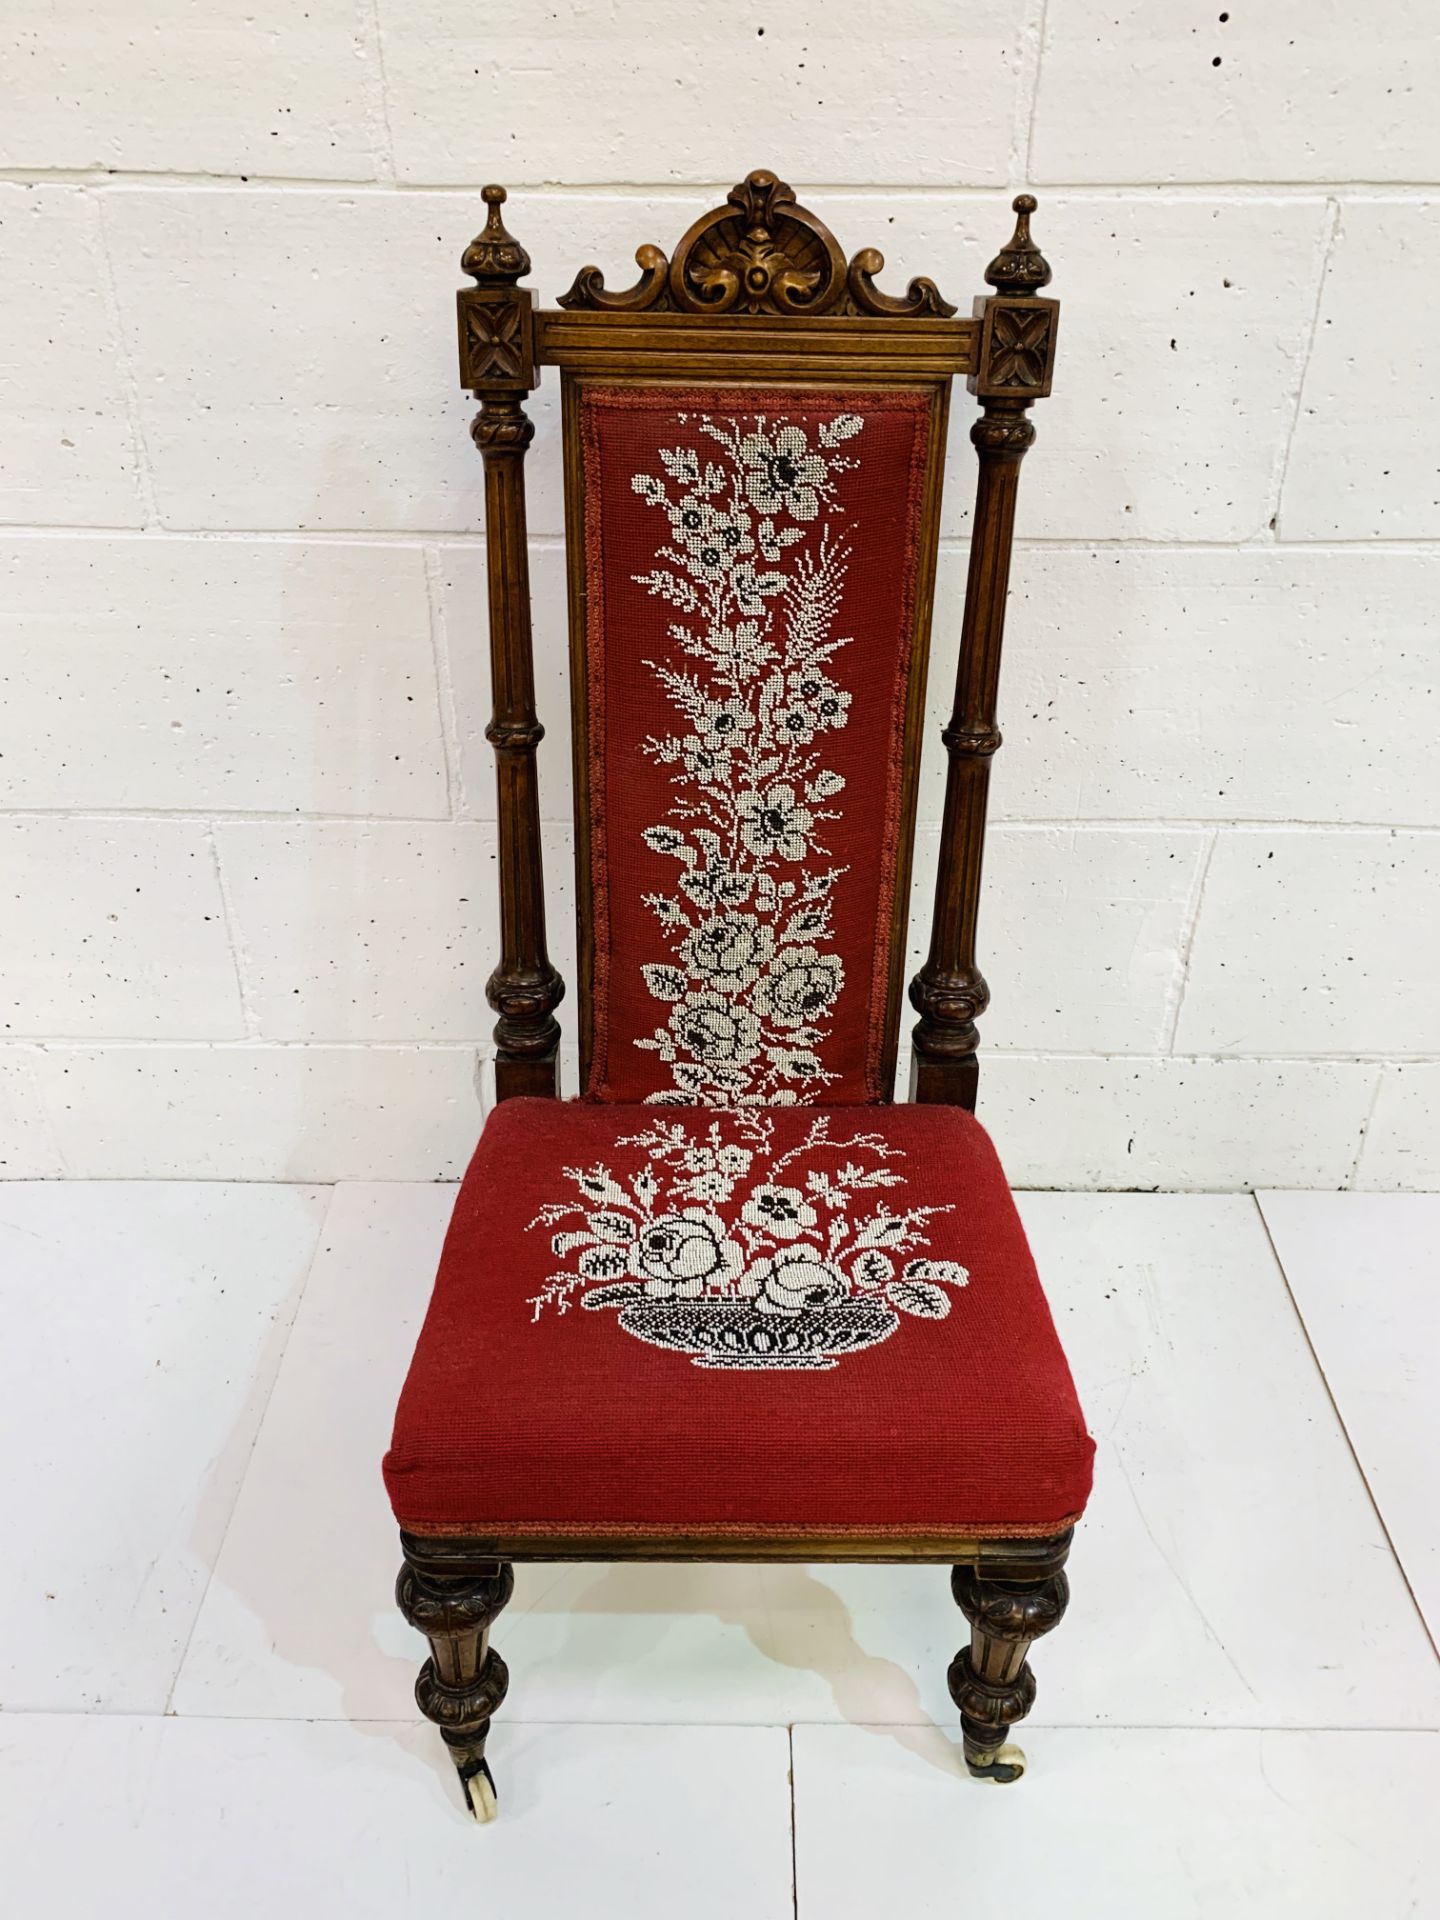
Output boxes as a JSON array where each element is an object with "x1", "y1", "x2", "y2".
[{"x1": 459, "y1": 172, "x2": 1058, "y2": 1110}]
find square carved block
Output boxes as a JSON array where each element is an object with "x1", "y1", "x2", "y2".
[
  {"x1": 457, "y1": 287, "x2": 537, "y2": 391},
  {"x1": 972, "y1": 296, "x2": 1060, "y2": 401}
]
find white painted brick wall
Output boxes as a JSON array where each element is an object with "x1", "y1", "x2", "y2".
[
  {"x1": 0, "y1": 1, "x2": 1436, "y2": 1189},
  {"x1": 0, "y1": 187, "x2": 146, "y2": 525},
  {"x1": 3, "y1": 536, "x2": 446, "y2": 813},
  {"x1": 1280, "y1": 200, "x2": 1440, "y2": 540},
  {"x1": 1, "y1": 818, "x2": 242, "y2": 1037}
]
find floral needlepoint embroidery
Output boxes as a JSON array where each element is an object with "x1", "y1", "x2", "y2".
[
  {"x1": 527, "y1": 1114, "x2": 969, "y2": 1371},
  {"x1": 627, "y1": 410, "x2": 869, "y2": 1106}
]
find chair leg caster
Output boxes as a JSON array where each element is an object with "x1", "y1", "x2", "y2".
[
  {"x1": 455, "y1": 1751, "x2": 499, "y2": 1823},
  {"x1": 964, "y1": 1739, "x2": 1027, "y2": 1784}
]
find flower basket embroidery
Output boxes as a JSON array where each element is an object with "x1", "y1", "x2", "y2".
[
  {"x1": 527, "y1": 1114, "x2": 969, "y2": 1370},
  {"x1": 626, "y1": 410, "x2": 870, "y2": 1107}
]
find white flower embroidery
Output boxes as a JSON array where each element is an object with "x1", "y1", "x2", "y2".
[
  {"x1": 626, "y1": 410, "x2": 867, "y2": 1105},
  {"x1": 627, "y1": 1210, "x2": 745, "y2": 1298},
  {"x1": 679, "y1": 914, "x2": 775, "y2": 993},
  {"x1": 739, "y1": 423, "x2": 831, "y2": 521},
  {"x1": 740, "y1": 1245, "x2": 849, "y2": 1316},
  {"x1": 660, "y1": 993, "x2": 763, "y2": 1069},
  {"x1": 736, "y1": 783, "x2": 815, "y2": 864},
  {"x1": 740, "y1": 1183, "x2": 818, "y2": 1240},
  {"x1": 696, "y1": 697, "x2": 754, "y2": 750},
  {"x1": 754, "y1": 946, "x2": 844, "y2": 1027},
  {"x1": 679, "y1": 863, "x2": 753, "y2": 909},
  {"x1": 527, "y1": 1115, "x2": 969, "y2": 1371}
]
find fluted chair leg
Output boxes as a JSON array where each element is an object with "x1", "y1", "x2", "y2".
[
  {"x1": 397, "y1": 1549, "x2": 515, "y2": 1820},
  {"x1": 948, "y1": 1555, "x2": 1070, "y2": 1782}
]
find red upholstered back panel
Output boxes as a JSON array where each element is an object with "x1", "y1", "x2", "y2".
[{"x1": 579, "y1": 384, "x2": 933, "y2": 1106}]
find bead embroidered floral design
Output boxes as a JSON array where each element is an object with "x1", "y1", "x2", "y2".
[
  {"x1": 626, "y1": 411, "x2": 868, "y2": 1105},
  {"x1": 527, "y1": 1114, "x2": 969, "y2": 1370}
]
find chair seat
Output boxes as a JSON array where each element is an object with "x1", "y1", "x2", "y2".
[{"x1": 384, "y1": 1099, "x2": 1093, "y2": 1544}]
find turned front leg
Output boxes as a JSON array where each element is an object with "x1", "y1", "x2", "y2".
[
  {"x1": 948, "y1": 1559, "x2": 1069, "y2": 1783},
  {"x1": 397, "y1": 1552, "x2": 514, "y2": 1820}
]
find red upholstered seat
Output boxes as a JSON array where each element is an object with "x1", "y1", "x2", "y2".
[{"x1": 384, "y1": 1098, "x2": 1093, "y2": 1542}]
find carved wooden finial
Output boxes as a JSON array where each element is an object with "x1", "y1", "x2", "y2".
[
  {"x1": 462, "y1": 184, "x2": 531, "y2": 285},
  {"x1": 984, "y1": 194, "x2": 1052, "y2": 297}
]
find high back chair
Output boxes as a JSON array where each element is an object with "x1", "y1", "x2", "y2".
[{"x1": 384, "y1": 172, "x2": 1092, "y2": 1821}]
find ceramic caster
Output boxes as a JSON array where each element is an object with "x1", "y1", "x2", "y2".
[
  {"x1": 966, "y1": 1741, "x2": 1026, "y2": 1784},
  {"x1": 460, "y1": 1758, "x2": 498, "y2": 1822}
]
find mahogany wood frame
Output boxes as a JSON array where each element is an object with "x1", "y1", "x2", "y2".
[{"x1": 399, "y1": 173, "x2": 1069, "y2": 1818}]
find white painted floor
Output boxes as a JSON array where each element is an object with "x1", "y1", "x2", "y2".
[{"x1": 1, "y1": 1181, "x2": 1436, "y2": 1917}]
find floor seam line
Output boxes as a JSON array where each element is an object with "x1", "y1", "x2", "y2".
[
  {"x1": 5, "y1": 1710, "x2": 1438, "y2": 1746},
  {"x1": 788, "y1": 1724, "x2": 799, "y2": 1920},
  {"x1": 24, "y1": 1707, "x2": 1427, "y2": 1734},
  {"x1": 1251, "y1": 1194, "x2": 1440, "y2": 1666},
  {"x1": 158, "y1": 1182, "x2": 342, "y2": 1714}
]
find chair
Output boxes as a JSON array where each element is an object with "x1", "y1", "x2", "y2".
[{"x1": 384, "y1": 171, "x2": 1092, "y2": 1821}]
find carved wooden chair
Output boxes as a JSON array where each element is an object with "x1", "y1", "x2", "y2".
[{"x1": 384, "y1": 172, "x2": 1092, "y2": 1820}]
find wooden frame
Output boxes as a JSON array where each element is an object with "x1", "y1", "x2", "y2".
[{"x1": 403, "y1": 173, "x2": 1068, "y2": 1820}]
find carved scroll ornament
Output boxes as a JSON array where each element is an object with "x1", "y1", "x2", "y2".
[{"x1": 558, "y1": 169, "x2": 957, "y2": 319}]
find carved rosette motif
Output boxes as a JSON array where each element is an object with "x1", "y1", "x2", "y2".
[
  {"x1": 558, "y1": 169, "x2": 958, "y2": 319},
  {"x1": 975, "y1": 300, "x2": 1058, "y2": 401},
  {"x1": 986, "y1": 306, "x2": 1054, "y2": 387},
  {"x1": 464, "y1": 298, "x2": 531, "y2": 384}
]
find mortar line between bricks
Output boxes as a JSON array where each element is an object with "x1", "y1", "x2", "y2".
[
  {"x1": 1268, "y1": 197, "x2": 1341, "y2": 539},
  {"x1": 90, "y1": 195, "x2": 160, "y2": 527},
  {"x1": 19, "y1": 1040, "x2": 498, "y2": 1053},
  {"x1": 5, "y1": 810, "x2": 1436, "y2": 833},
  {"x1": 1163, "y1": 826, "x2": 1220, "y2": 1053},
  {"x1": 7, "y1": 526, "x2": 1440, "y2": 555},
  {"x1": 1019, "y1": 0, "x2": 1051, "y2": 184},
  {"x1": 3, "y1": 170, "x2": 1438, "y2": 197},
  {"x1": 1005, "y1": 0, "x2": 1046, "y2": 187},
  {"x1": 11, "y1": 1040, "x2": 1438, "y2": 1064},
  {"x1": 359, "y1": 0, "x2": 399, "y2": 186},
  {"x1": 205, "y1": 824, "x2": 261, "y2": 1038},
  {"x1": 1064, "y1": 815, "x2": 1425, "y2": 835},
  {"x1": 1345, "y1": 1066, "x2": 1391, "y2": 1189},
  {"x1": 421, "y1": 545, "x2": 465, "y2": 817},
  {"x1": 916, "y1": 819, "x2": 1440, "y2": 835}
]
